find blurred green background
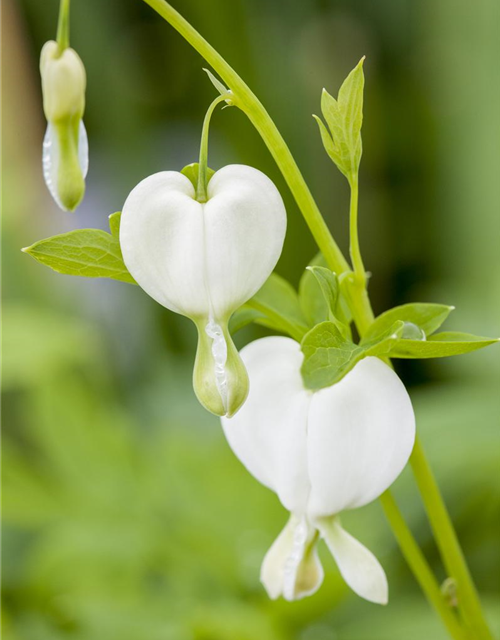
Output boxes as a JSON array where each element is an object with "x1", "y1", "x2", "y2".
[{"x1": 2, "y1": 0, "x2": 499, "y2": 638}]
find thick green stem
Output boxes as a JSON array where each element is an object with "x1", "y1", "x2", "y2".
[
  {"x1": 410, "y1": 438, "x2": 494, "y2": 639},
  {"x1": 56, "y1": 0, "x2": 70, "y2": 52},
  {"x1": 380, "y1": 491, "x2": 466, "y2": 640},
  {"x1": 196, "y1": 93, "x2": 228, "y2": 202},
  {"x1": 137, "y1": 2, "x2": 492, "y2": 637}
]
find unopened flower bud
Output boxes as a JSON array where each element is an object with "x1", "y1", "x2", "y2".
[{"x1": 40, "y1": 41, "x2": 88, "y2": 211}]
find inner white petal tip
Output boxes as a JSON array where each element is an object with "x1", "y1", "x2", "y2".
[{"x1": 205, "y1": 319, "x2": 228, "y2": 412}]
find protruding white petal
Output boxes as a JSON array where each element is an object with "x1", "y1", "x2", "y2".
[
  {"x1": 221, "y1": 337, "x2": 311, "y2": 514},
  {"x1": 307, "y1": 357, "x2": 415, "y2": 518},
  {"x1": 318, "y1": 517, "x2": 388, "y2": 605},
  {"x1": 119, "y1": 165, "x2": 286, "y2": 320},
  {"x1": 261, "y1": 514, "x2": 323, "y2": 601},
  {"x1": 42, "y1": 121, "x2": 88, "y2": 211}
]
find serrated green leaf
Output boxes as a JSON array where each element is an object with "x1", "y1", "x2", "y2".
[
  {"x1": 22, "y1": 229, "x2": 136, "y2": 284},
  {"x1": 362, "y1": 303, "x2": 455, "y2": 343},
  {"x1": 181, "y1": 163, "x2": 215, "y2": 190},
  {"x1": 108, "y1": 211, "x2": 122, "y2": 238},
  {"x1": 231, "y1": 273, "x2": 309, "y2": 341},
  {"x1": 389, "y1": 332, "x2": 499, "y2": 359}
]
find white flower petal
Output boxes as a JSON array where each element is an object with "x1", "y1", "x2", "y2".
[
  {"x1": 205, "y1": 165, "x2": 287, "y2": 318},
  {"x1": 119, "y1": 165, "x2": 286, "y2": 321},
  {"x1": 307, "y1": 357, "x2": 415, "y2": 518},
  {"x1": 318, "y1": 517, "x2": 388, "y2": 605},
  {"x1": 221, "y1": 337, "x2": 311, "y2": 514},
  {"x1": 261, "y1": 514, "x2": 323, "y2": 601}
]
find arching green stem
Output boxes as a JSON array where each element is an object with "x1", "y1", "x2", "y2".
[
  {"x1": 56, "y1": 0, "x2": 71, "y2": 52},
  {"x1": 138, "y1": 2, "x2": 493, "y2": 638},
  {"x1": 196, "y1": 93, "x2": 230, "y2": 202}
]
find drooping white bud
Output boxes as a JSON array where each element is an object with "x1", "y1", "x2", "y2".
[
  {"x1": 40, "y1": 41, "x2": 88, "y2": 211},
  {"x1": 221, "y1": 337, "x2": 415, "y2": 603},
  {"x1": 120, "y1": 165, "x2": 287, "y2": 417}
]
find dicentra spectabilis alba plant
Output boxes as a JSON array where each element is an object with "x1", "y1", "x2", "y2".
[
  {"x1": 222, "y1": 337, "x2": 416, "y2": 603},
  {"x1": 22, "y1": 2, "x2": 498, "y2": 638},
  {"x1": 40, "y1": 0, "x2": 88, "y2": 212}
]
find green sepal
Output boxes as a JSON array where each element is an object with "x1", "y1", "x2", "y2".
[
  {"x1": 22, "y1": 227, "x2": 136, "y2": 285},
  {"x1": 181, "y1": 163, "x2": 215, "y2": 190},
  {"x1": 193, "y1": 318, "x2": 249, "y2": 418},
  {"x1": 229, "y1": 273, "x2": 309, "y2": 342},
  {"x1": 361, "y1": 302, "x2": 454, "y2": 343}
]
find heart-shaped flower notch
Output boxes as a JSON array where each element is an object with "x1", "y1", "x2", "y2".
[
  {"x1": 221, "y1": 337, "x2": 416, "y2": 602},
  {"x1": 120, "y1": 166, "x2": 287, "y2": 417}
]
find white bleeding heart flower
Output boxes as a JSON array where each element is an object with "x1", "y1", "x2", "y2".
[
  {"x1": 120, "y1": 165, "x2": 287, "y2": 418},
  {"x1": 221, "y1": 337, "x2": 416, "y2": 604},
  {"x1": 40, "y1": 40, "x2": 88, "y2": 211}
]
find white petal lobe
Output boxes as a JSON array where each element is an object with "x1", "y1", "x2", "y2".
[
  {"x1": 307, "y1": 357, "x2": 415, "y2": 518},
  {"x1": 221, "y1": 337, "x2": 311, "y2": 514},
  {"x1": 319, "y1": 517, "x2": 388, "y2": 605}
]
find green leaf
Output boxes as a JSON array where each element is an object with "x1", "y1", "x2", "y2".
[
  {"x1": 299, "y1": 253, "x2": 329, "y2": 326},
  {"x1": 108, "y1": 211, "x2": 122, "y2": 238},
  {"x1": 315, "y1": 57, "x2": 365, "y2": 178},
  {"x1": 22, "y1": 228, "x2": 136, "y2": 284},
  {"x1": 305, "y1": 266, "x2": 339, "y2": 317},
  {"x1": 231, "y1": 273, "x2": 309, "y2": 341},
  {"x1": 301, "y1": 321, "x2": 361, "y2": 390},
  {"x1": 389, "y1": 332, "x2": 499, "y2": 359},
  {"x1": 300, "y1": 319, "x2": 405, "y2": 390},
  {"x1": 362, "y1": 303, "x2": 454, "y2": 343},
  {"x1": 181, "y1": 163, "x2": 215, "y2": 189}
]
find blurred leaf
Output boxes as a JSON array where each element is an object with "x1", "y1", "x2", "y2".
[
  {"x1": 362, "y1": 303, "x2": 454, "y2": 343},
  {"x1": 1, "y1": 303, "x2": 102, "y2": 390},
  {"x1": 315, "y1": 57, "x2": 365, "y2": 179},
  {"x1": 230, "y1": 273, "x2": 309, "y2": 341},
  {"x1": 22, "y1": 228, "x2": 136, "y2": 284}
]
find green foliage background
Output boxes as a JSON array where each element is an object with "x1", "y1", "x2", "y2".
[{"x1": 2, "y1": 0, "x2": 499, "y2": 638}]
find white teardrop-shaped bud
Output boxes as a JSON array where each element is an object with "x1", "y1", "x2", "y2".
[
  {"x1": 120, "y1": 165, "x2": 287, "y2": 417},
  {"x1": 221, "y1": 336, "x2": 415, "y2": 603},
  {"x1": 40, "y1": 41, "x2": 87, "y2": 211}
]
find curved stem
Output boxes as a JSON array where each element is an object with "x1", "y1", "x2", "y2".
[
  {"x1": 141, "y1": 0, "x2": 350, "y2": 277},
  {"x1": 137, "y1": 2, "x2": 492, "y2": 638},
  {"x1": 410, "y1": 439, "x2": 494, "y2": 639},
  {"x1": 380, "y1": 491, "x2": 466, "y2": 640},
  {"x1": 56, "y1": 0, "x2": 70, "y2": 52},
  {"x1": 196, "y1": 93, "x2": 229, "y2": 202}
]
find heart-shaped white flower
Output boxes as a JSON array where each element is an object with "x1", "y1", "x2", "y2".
[
  {"x1": 120, "y1": 164, "x2": 287, "y2": 417},
  {"x1": 221, "y1": 336, "x2": 415, "y2": 603}
]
